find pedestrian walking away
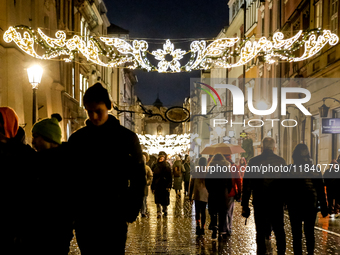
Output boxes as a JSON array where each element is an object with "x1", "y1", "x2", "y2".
[
  {"x1": 223, "y1": 154, "x2": 242, "y2": 236},
  {"x1": 183, "y1": 154, "x2": 191, "y2": 197},
  {"x1": 238, "y1": 157, "x2": 247, "y2": 180},
  {"x1": 205, "y1": 153, "x2": 233, "y2": 240},
  {"x1": 242, "y1": 137, "x2": 286, "y2": 255},
  {"x1": 286, "y1": 144, "x2": 328, "y2": 255},
  {"x1": 151, "y1": 152, "x2": 172, "y2": 218},
  {"x1": 324, "y1": 156, "x2": 340, "y2": 218},
  {"x1": 189, "y1": 157, "x2": 209, "y2": 236},
  {"x1": 141, "y1": 153, "x2": 153, "y2": 217},
  {"x1": 172, "y1": 155, "x2": 185, "y2": 197},
  {"x1": 68, "y1": 83, "x2": 146, "y2": 255}
]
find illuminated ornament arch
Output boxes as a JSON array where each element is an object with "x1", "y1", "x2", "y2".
[{"x1": 3, "y1": 25, "x2": 339, "y2": 73}]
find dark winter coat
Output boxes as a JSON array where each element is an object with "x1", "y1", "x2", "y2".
[
  {"x1": 1, "y1": 127, "x2": 36, "y2": 252},
  {"x1": 172, "y1": 160, "x2": 185, "y2": 190},
  {"x1": 26, "y1": 142, "x2": 73, "y2": 254},
  {"x1": 242, "y1": 149, "x2": 287, "y2": 208},
  {"x1": 183, "y1": 162, "x2": 191, "y2": 182},
  {"x1": 151, "y1": 161, "x2": 172, "y2": 206},
  {"x1": 286, "y1": 163, "x2": 327, "y2": 213},
  {"x1": 205, "y1": 156, "x2": 233, "y2": 211},
  {"x1": 68, "y1": 115, "x2": 146, "y2": 223}
]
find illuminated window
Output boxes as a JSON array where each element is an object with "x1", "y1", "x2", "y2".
[
  {"x1": 80, "y1": 17, "x2": 89, "y2": 43},
  {"x1": 79, "y1": 73, "x2": 83, "y2": 106},
  {"x1": 72, "y1": 66, "x2": 75, "y2": 98},
  {"x1": 315, "y1": 1, "x2": 323, "y2": 28},
  {"x1": 79, "y1": 74, "x2": 89, "y2": 107},
  {"x1": 157, "y1": 125, "x2": 163, "y2": 136}
]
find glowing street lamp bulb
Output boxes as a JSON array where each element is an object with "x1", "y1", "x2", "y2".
[{"x1": 27, "y1": 65, "x2": 43, "y2": 88}]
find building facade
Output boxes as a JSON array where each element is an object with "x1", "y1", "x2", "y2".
[
  {"x1": 201, "y1": 0, "x2": 340, "y2": 165},
  {"x1": 0, "y1": 0, "x2": 138, "y2": 143}
]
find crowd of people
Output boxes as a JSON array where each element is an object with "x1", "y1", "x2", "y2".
[
  {"x1": 143, "y1": 137, "x2": 340, "y2": 255},
  {"x1": 1, "y1": 82, "x2": 340, "y2": 255},
  {"x1": 1, "y1": 83, "x2": 146, "y2": 255}
]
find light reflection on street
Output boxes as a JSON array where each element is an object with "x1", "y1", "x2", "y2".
[{"x1": 125, "y1": 189, "x2": 340, "y2": 254}]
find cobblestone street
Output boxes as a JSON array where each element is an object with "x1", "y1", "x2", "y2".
[{"x1": 125, "y1": 189, "x2": 340, "y2": 254}]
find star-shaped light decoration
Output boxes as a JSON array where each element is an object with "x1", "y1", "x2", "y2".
[{"x1": 151, "y1": 39, "x2": 186, "y2": 73}]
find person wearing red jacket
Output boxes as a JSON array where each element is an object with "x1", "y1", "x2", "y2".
[{"x1": 224, "y1": 154, "x2": 242, "y2": 236}]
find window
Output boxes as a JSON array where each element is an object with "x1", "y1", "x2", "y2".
[
  {"x1": 315, "y1": 0, "x2": 323, "y2": 28},
  {"x1": 79, "y1": 74, "x2": 89, "y2": 106},
  {"x1": 79, "y1": 74, "x2": 83, "y2": 106},
  {"x1": 72, "y1": 66, "x2": 75, "y2": 98},
  {"x1": 233, "y1": 3, "x2": 237, "y2": 17},
  {"x1": 80, "y1": 17, "x2": 89, "y2": 43},
  {"x1": 328, "y1": 51, "x2": 336, "y2": 63},
  {"x1": 331, "y1": 0, "x2": 338, "y2": 34},
  {"x1": 44, "y1": 16, "x2": 49, "y2": 30},
  {"x1": 269, "y1": 8, "x2": 273, "y2": 35},
  {"x1": 157, "y1": 125, "x2": 163, "y2": 136}
]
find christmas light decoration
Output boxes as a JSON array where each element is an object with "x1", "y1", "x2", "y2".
[
  {"x1": 3, "y1": 25, "x2": 339, "y2": 73},
  {"x1": 137, "y1": 134, "x2": 190, "y2": 156},
  {"x1": 151, "y1": 39, "x2": 186, "y2": 72}
]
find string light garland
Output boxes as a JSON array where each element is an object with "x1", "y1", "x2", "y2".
[
  {"x1": 137, "y1": 133, "x2": 190, "y2": 156},
  {"x1": 3, "y1": 25, "x2": 339, "y2": 73}
]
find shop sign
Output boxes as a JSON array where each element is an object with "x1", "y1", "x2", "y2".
[{"x1": 322, "y1": 118, "x2": 340, "y2": 134}]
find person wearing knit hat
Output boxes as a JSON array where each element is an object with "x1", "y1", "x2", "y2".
[
  {"x1": 32, "y1": 113, "x2": 62, "y2": 152},
  {"x1": 27, "y1": 113, "x2": 74, "y2": 255}
]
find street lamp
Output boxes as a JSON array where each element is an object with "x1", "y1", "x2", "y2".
[
  {"x1": 27, "y1": 65, "x2": 43, "y2": 124},
  {"x1": 319, "y1": 97, "x2": 340, "y2": 118}
]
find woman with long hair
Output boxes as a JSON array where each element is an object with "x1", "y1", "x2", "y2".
[
  {"x1": 189, "y1": 157, "x2": 209, "y2": 235},
  {"x1": 287, "y1": 144, "x2": 328, "y2": 255}
]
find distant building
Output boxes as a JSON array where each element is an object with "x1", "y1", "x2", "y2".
[{"x1": 143, "y1": 95, "x2": 170, "y2": 136}]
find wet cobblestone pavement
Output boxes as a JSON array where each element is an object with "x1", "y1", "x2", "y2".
[{"x1": 125, "y1": 190, "x2": 340, "y2": 254}]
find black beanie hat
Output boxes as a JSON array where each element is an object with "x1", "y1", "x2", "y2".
[{"x1": 83, "y1": 83, "x2": 112, "y2": 110}]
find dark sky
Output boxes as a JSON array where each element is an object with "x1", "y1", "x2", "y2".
[{"x1": 104, "y1": 0, "x2": 229, "y2": 106}]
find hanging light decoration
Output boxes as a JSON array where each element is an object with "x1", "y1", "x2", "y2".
[
  {"x1": 3, "y1": 25, "x2": 339, "y2": 73},
  {"x1": 137, "y1": 133, "x2": 190, "y2": 156}
]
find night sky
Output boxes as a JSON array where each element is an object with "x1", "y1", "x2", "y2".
[{"x1": 104, "y1": 0, "x2": 229, "y2": 106}]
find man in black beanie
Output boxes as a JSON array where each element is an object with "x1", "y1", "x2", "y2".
[{"x1": 69, "y1": 83, "x2": 146, "y2": 255}]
